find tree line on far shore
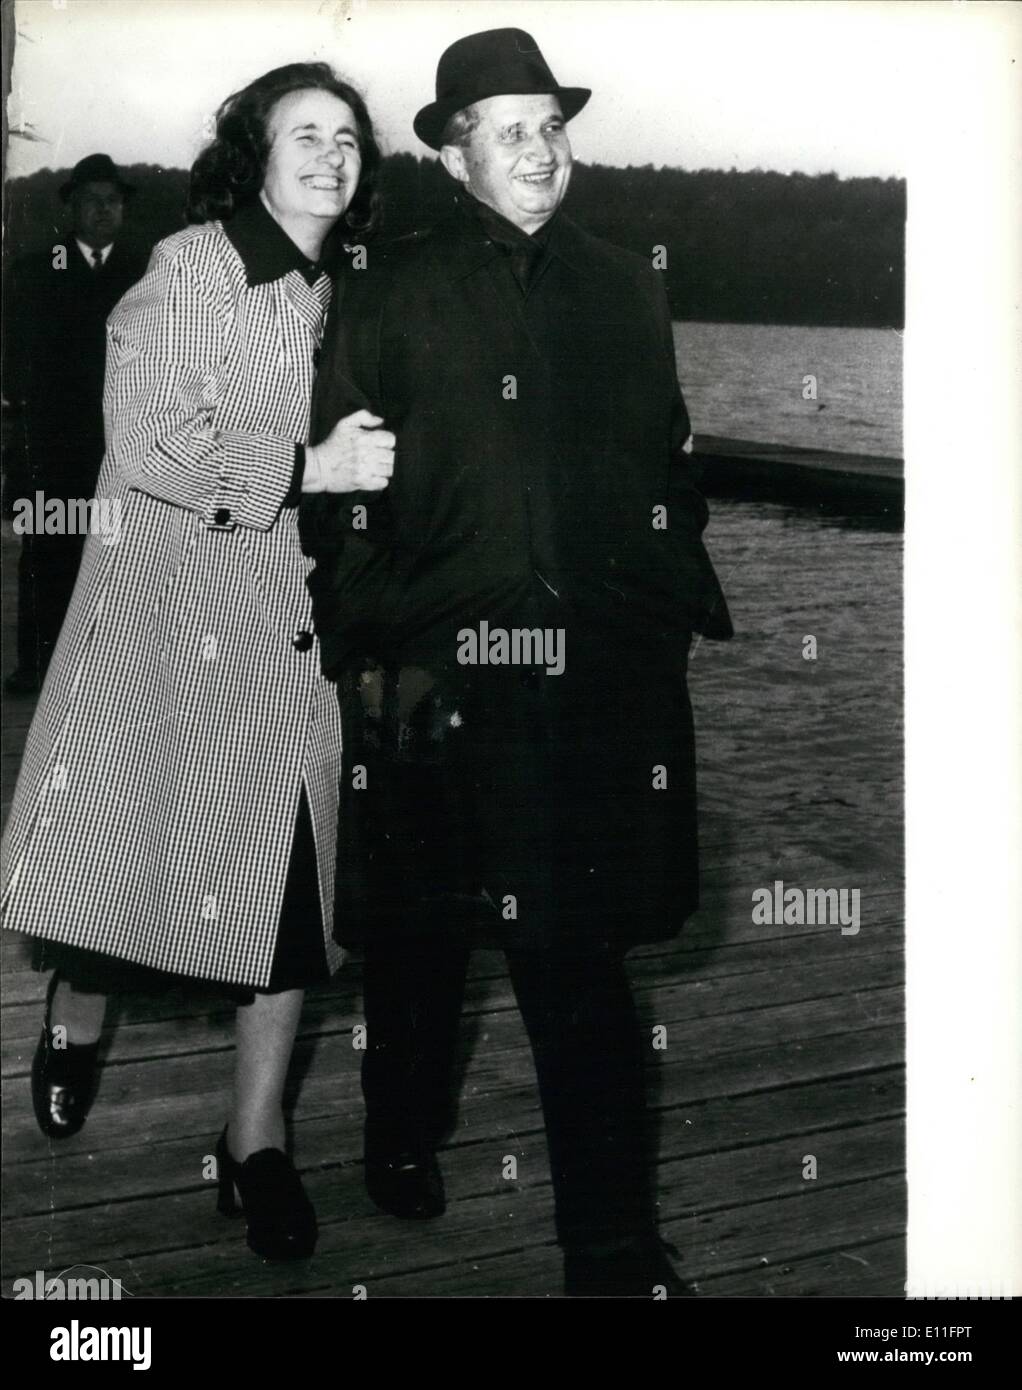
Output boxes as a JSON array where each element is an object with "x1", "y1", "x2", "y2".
[{"x1": 4, "y1": 156, "x2": 904, "y2": 329}]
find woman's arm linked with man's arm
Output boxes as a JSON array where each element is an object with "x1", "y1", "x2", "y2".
[
  {"x1": 105, "y1": 237, "x2": 393, "y2": 534},
  {"x1": 300, "y1": 272, "x2": 397, "y2": 677}
]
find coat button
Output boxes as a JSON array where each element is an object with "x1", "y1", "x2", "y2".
[
  {"x1": 214, "y1": 507, "x2": 231, "y2": 526},
  {"x1": 292, "y1": 630, "x2": 313, "y2": 652}
]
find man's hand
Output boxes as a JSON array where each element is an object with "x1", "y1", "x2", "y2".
[{"x1": 302, "y1": 410, "x2": 395, "y2": 493}]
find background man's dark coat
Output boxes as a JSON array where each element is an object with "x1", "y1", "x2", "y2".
[
  {"x1": 4, "y1": 240, "x2": 147, "y2": 501},
  {"x1": 302, "y1": 195, "x2": 733, "y2": 951},
  {"x1": 4, "y1": 240, "x2": 147, "y2": 678}
]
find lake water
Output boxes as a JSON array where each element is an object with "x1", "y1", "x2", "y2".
[{"x1": 673, "y1": 322, "x2": 903, "y2": 460}]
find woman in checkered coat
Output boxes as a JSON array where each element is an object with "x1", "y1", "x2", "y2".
[{"x1": 1, "y1": 64, "x2": 395, "y2": 1258}]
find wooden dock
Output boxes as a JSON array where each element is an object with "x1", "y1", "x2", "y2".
[
  {"x1": 0, "y1": 492, "x2": 905, "y2": 1298},
  {"x1": 693, "y1": 435, "x2": 903, "y2": 522}
]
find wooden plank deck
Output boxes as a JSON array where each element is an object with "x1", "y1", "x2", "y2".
[{"x1": 0, "y1": 490, "x2": 905, "y2": 1298}]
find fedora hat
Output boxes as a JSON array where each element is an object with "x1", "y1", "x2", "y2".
[
  {"x1": 413, "y1": 27, "x2": 591, "y2": 150},
  {"x1": 59, "y1": 153, "x2": 134, "y2": 202}
]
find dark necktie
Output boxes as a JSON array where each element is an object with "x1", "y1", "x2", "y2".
[
  {"x1": 90, "y1": 248, "x2": 104, "y2": 273},
  {"x1": 507, "y1": 239, "x2": 546, "y2": 296},
  {"x1": 460, "y1": 192, "x2": 550, "y2": 296}
]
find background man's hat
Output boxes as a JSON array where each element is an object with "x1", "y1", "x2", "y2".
[
  {"x1": 413, "y1": 27, "x2": 591, "y2": 150},
  {"x1": 59, "y1": 153, "x2": 134, "y2": 202}
]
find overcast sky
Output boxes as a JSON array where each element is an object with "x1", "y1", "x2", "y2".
[{"x1": 7, "y1": 0, "x2": 923, "y2": 181}]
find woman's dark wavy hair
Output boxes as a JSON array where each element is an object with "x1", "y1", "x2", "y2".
[{"x1": 186, "y1": 63, "x2": 381, "y2": 233}]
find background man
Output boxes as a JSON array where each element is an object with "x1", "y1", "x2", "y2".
[
  {"x1": 3, "y1": 153, "x2": 146, "y2": 694},
  {"x1": 303, "y1": 28, "x2": 733, "y2": 1296}
]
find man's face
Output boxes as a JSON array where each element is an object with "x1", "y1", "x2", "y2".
[
  {"x1": 443, "y1": 94, "x2": 572, "y2": 234},
  {"x1": 261, "y1": 88, "x2": 363, "y2": 228},
  {"x1": 72, "y1": 181, "x2": 124, "y2": 248}
]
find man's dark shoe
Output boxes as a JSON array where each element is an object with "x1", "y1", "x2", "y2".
[
  {"x1": 564, "y1": 1235, "x2": 696, "y2": 1297},
  {"x1": 365, "y1": 1147, "x2": 446, "y2": 1220}
]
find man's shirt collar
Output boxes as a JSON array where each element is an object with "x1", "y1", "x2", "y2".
[
  {"x1": 76, "y1": 239, "x2": 113, "y2": 267},
  {"x1": 223, "y1": 196, "x2": 337, "y2": 287},
  {"x1": 452, "y1": 187, "x2": 595, "y2": 280},
  {"x1": 456, "y1": 187, "x2": 553, "y2": 250}
]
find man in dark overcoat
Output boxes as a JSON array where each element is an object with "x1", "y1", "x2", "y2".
[
  {"x1": 302, "y1": 28, "x2": 733, "y2": 1296},
  {"x1": 3, "y1": 154, "x2": 147, "y2": 694}
]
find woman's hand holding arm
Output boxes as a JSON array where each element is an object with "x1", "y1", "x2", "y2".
[{"x1": 302, "y1": 410, "x2": 395, "y2": 493}]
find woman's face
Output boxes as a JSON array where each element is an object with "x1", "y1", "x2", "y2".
[{"x1": 261, "y1": 87, "x2": 363, "y2": 229}]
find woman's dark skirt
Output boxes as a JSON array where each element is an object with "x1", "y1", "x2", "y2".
[{"x1": 32, "y1": 792, "x2": 329, "y2": 1005}]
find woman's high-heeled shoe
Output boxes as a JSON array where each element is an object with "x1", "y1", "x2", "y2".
[
  {"x1": 215, "y1": 1128, "x2": 317, "y2": 1260},
  {"x1": 31, "y1": 973, "x2": 101, "y2": 1140}
]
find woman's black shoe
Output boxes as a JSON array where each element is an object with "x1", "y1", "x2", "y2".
[
  {"x1": 365, "y1": 1147, "x2": 446, "y2": 1220},
  {"x1": 563, "y1": 1235, "x2": 697, "y2": 1297},
  {"x1": 215, "y1": 1129, "x2": 317, "y2": 1260},
  {"x1": 30, "y1": 975, "x2": 100, "y2": 1140}
]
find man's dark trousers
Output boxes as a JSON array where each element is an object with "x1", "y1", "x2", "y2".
[
  {"x1": 361, "y1": 934, "x2": 653, "y2": 1247},
  {"x1": 350, "y1": 656, "x2": 656, "y2": 1250}
]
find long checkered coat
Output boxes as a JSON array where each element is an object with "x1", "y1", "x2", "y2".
[{"x1": 1, "y1": 220, "x2": 345, "y2": 988}]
